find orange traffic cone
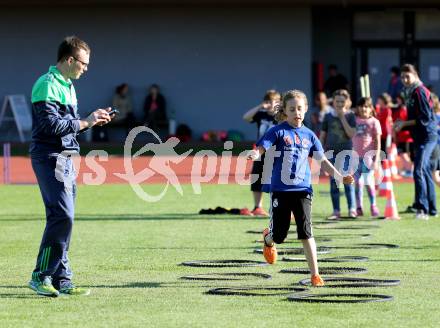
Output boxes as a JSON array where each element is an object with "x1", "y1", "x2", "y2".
[
  {"x1": 389, "y1": 143, "x2": 401, "y2": 180},
  {"x1": 378, "y1": 160, "x2": 393, "y2": 197},
  {"x1": 384, "y1": 190, "x2": 400, "y2": 220}
]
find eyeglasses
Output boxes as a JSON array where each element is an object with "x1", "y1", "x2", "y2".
[{"x1": 72, "y1": 56, "x2": 89, "y2": 68}]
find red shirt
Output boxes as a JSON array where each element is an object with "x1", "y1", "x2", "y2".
[
  {"x1": 376, "y1": 105, "x2": 392, "y2": 140},
  {"x1": 150, "y1": 100, "x2": 158, "y2": 112},
  {"x1": 392, "y1": 105, "x2": 413, "y2": 143}
]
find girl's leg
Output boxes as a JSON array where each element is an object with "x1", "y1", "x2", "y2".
[
  {"x1": 354, "y1": 167, "x2": 364, "y2": 210},
  {"x1": 301, "y1": 238, "x2": 319, "y2": 275},
  {"x1": 292, "y1": 193, "x2": 323, "y2": 285},
  {"x1": 365, "y1": 168, "x2": 377, "y2": 206},
  {"x1": 344, "y1": 183, "x2": 356, "y2": 213},
  {"x1": 343, "y1": 152, "x2": 356, "y2": 214},
  {"x1": 330, "y1": 177, "x2": 340, "y2": 213},
  {"x1": 252, "y1": 191, "x2": 263, "y2": 209}
]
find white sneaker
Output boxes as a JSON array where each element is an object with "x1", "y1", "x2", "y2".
[
  {"x1": 415, "y1": 212, "x2": 429, "y2": 220},
  {"x1": 327, "y1": 211, "x2": 341, "y2": 220}
]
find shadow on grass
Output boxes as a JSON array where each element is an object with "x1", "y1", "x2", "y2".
[
  {"x1": 0, "y1": 293, "x2": 42, "y2": 299},
  {"x1": 85, "y1": 281, "x2": 221, "y2": 289},
  {"x1": 0, "y1": 213, "x2": 259, "y2": 222},
  {"x1": 125, "y1": 246, "x2": 256, "y2": 250},
  {"x1": 88, "y1": 282, "x2": 168, "y2": 288}
]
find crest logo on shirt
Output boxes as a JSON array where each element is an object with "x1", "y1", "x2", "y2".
[
  {"x1": 302, "y1": 138, "x2": 310, "y2": 148},
  {"x1": 284, "y1": 136, "x2": 293, "y2": 145},
  {"x1": 294, "y1": 134, "x2": 301, "y2": 145}
]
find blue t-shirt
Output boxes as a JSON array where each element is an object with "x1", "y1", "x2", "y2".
[{"x1": 256, "y1": 122, "x2": 324, "y2": 194}]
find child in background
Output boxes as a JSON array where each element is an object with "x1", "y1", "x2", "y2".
[
  {"x1": 353, "y1": 97, "x2": 381, "y2": 217},
  {"x1": 304, "y1": 91, "x2": 331, "y2": 137},
  {"x1": 392, "y1": 94, "x2": 413, "y2": 177},
  {"x1": 243, "y1": 90, "x2": 281, "y2": 216},
  {"x1": 320, "y1": 89, "x2": 357, "y2": 219},
  {"x1": 376, "y1": 93, "x2": 393, "y2": 153},
  {"x1": 430, "y1": 93, "x2": 440, "y2": 187},
  {"x1": 248, "y1": 90, "x2": 354, "y2": 286}
]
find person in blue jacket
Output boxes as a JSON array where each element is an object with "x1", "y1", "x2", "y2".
[
  {"x1": 28, "y1": 36, "x2": 114, "y2": 297},
  {"x1": 394, "y1": 64, "x2": 438, "y2": 220}
]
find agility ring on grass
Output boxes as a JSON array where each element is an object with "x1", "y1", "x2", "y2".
[
  {"x1": 180, "y1": 260, "x2": 268, "y2": 267},
  {"x1": 254, "y1": 246, "x2": 332, "y2": 256},
  {"x1": 280, "y1": 266, "x2": 367, "y2": 275},
  {"x1": 247, "y1": 229, "x2": 296, "y2": 234},
  {"x1": 287, "y1": 293, "x2": 393, "y2": 303},
  {"x1": 329, "y1": 243, "x2": 399, "y2": 249},
  {"x1": 180, "y1": 272, "x2": 272, "y2": 281},
  {"x1": 207, "y1": 286, "x2": 308, "y2": 296},
  {"x1": 307, "y1": 221, "x2": 341, "y2": 225},
  {"x1": 254, "y1": 237, "x2": 333, "y2": 244},
  {"x1": 282, "y1": 256, "x2": 369, "y2": 263},
  {"x1": 314, "y1": 224, "x2": 380, "y2": 230},
  {"x1": 246, "y1": 230, "x2": 264, "y2": 234},
  {"x1": 298, "y1": 277, "x2": 401, "y2": 288},
  {"x1": 247, "y1": 229, "x2": 298, "y2": 235},
  {"x1": 318, "y1": 233, "x2": 372, "y2": 239}
]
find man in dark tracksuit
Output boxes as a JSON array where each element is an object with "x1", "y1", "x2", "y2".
[{"x1": 28, "y1": 36, "x2": 113, "y2": 297}]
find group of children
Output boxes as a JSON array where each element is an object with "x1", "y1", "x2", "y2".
[{"x1": 244, "y1": 64, "x2": 440, "y2": 285}]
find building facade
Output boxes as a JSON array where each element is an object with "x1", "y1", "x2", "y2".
[{"x1": 0, "y1": 1, "x2": 439, "y2": 140}]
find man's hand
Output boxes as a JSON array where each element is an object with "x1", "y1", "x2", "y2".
[
  {"x1": 342, "y1": 175, "x2": 354, "y2": 185},
  {"x1": 86, "y1": 107, "x2": 112, "y2": 127},
  {"x1": 247, "y1": 149, "x2": 261, "y2": 161}
]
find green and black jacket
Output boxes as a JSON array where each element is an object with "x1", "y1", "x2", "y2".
[{"x1": 30, "y1": 66, "x2": 81, "y2": 155}]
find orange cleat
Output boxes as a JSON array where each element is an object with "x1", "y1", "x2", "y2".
[
  {"x1": 252, "y1": 207, "x2": 269, "y2": 217},
  {"x1": 311, "y1": 274, "x2": 325, "y2": 287},
  {"x1": 262, "y1": 228, "x2": 277, "y2": 264},
  {"x1": 240, "y1": 208, "x2": 254, "y2": 216}
]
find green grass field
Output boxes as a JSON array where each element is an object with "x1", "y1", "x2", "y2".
[{"x1": 1, "y1": 183, "x2": 439, "y2": 327}]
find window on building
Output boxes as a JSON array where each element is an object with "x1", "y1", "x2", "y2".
[
  {"x1": 415, "y1": 10, "x2": 440, "y2": 40},
  {"x1": 353, "y1": 11, "x2": 404, "y2": 40}
]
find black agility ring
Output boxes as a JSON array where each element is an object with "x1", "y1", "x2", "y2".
[
  {"x1": 329, "y1": 243, "x2": 399, "y2": 249},
  {"x1": 254, "y1": 246, "x2": 332, "y2": 255},
  {"x1": 254, "y1": 237, "x2": 333, "y2": 244},
  {"x1": 318, "y1": 233, "x2": 372, "y2": 239},
  {"x1": 282, "y1": 256, "x2": 369, "y2": 263},
  {"x1": 246, "y1": 230, "x2": 264, "y2": 234},
  {"x1": 181, "y1": 260, "x2": 268, "y2": 267},
  {"x1": 287, "y1": 293, "x2": 393, "y2": 303},
  {"x1": 280, "y1": 266, "x2": 367, "y2": 275},
  {"x1": 247, "y1": 229, "x2": 296, "y2": 234},
  {"x1": 310, "y1": 221, "x2": 341, "y2": 225},
  {"x1": 207, "y1": 286, "x2": 308, "y2": 296},
  {"x1": 298, "y1": 277, "x2": 400, "y2": 288},
  {"x1": 315, "y1": 225, "x2": 380, "y2": 230},
  {"x1": 180, "y1": 272, "x2": 272, "y2": 281}
]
